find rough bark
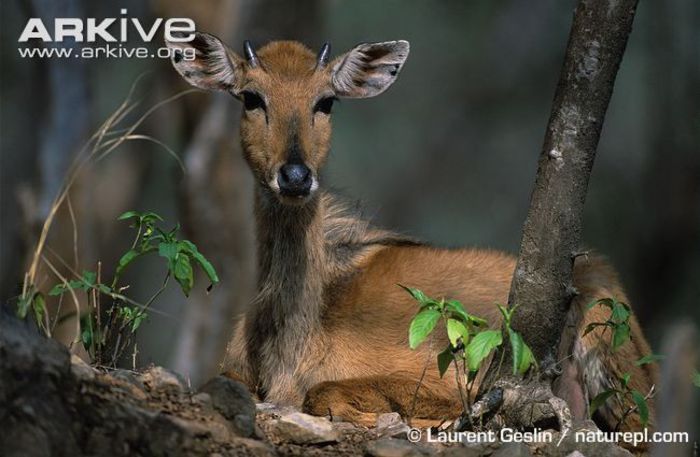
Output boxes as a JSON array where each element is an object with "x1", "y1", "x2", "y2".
[{"x1": 508, "y1": 0, "x2": 640, "y2": 363}]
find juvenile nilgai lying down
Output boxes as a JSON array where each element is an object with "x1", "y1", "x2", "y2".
[{"x1": 166, "y1": 32, "x2": 656, "y2": 431}]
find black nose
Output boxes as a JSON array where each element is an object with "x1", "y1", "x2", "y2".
[{"x1": 278, "y1": 163, "x2": 312, "y2": 197}]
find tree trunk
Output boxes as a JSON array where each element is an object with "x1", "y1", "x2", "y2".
[{"x1": 508, "y1": 0, "x2": 639, "y2": 364}]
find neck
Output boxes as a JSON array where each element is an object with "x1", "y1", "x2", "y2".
[
  {"x1": 254, "y1": 186, "x2": 326, "y2": 300},
  {"x1": 247, "y1": 186, "x2": 327, "y2": 370}
]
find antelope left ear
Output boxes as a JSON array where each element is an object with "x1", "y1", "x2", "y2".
[{"x1": 330, "y1": 40, "x2": 410, "y2": 99}]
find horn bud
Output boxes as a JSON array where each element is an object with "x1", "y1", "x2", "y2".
[
  {"x1": 243, "y1": 40, "x2": 259, "y2": 68},
  {"x1": 316, "y1": 42, "x2": 331, "y2": 69}
]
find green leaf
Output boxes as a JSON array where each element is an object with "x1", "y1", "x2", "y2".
[
  {"x1": 465, "y1": 330, "x2": 502, "y2": 372},
  {"x1": 630, "y1": 390, "x2": 649, "y2": 426},
  {"x1": 53, "y1": 271, "x2": 96, "y2": 295},
  {"x1": 16, "y1": 293, "x2": 33, "y2": 319},
  {"x1": 118, "y1": 210, "x2": 163, "y2": 223},
  {"x1": 508, "y1": 328, "x2": 523, "y2": 374},
  {"x1": 496, "y1": 304, "x2": 510, "y2": 324},
  {"x1": 635, "y1": 354, "x2": 665, "y2": 366},
  {"x1": 408, "y1": 309, "x2": 441, "y2": 349},
  {"x1": 587, "y1": 297, "x2": 615, "y2": 310},
  {"x1": 131, "y1": 312, "x2": 147, "y2": 333},
  {"x1": 48, "y1": 284, "x2": 65, "y2": 296},
  {"x1": 447, "y1": 319, "x2": 469, "y2": 346},
  {"x1": 589, "y1": 389, "x2": 617, "y2": 416},
  {"x1": 612, "y1": 323, "x2": 631, "y2": 350},
  {"x1": 117, "y1": 210, "x2": 140, "y2": 221},
  {"x1": 692, "y1": 371, "x2": 700, "y2": 388},
  {"x1": 32, "y1": 293, "x2": 46, "y2": 327},
  {"x1": 444, "y1": 300, "x2": 487, "y2": 328},
  {"x1": 444, "y1": 299, "x2": 469, "y2": 321},
  {"x1": 611, "y1": 301, "x2": 631, "y2": 324},
  {"x1": 179, "y1": 240, "x2": 219, "y2": 285},
  {"x1": 508, "y1": 328, "x2": 534, "y2": 375},
  {"x1": 519, "y1": 341, "x2": 535, "y2": 375},
  {"x1": 115, "y1": 247, "x2": 156, "y2": 279},
  {"x1": 140, "y1": 211, "x2": 163, "y2": 223},
  {"x1": 159, "y1": 241, "x2": 179, "y2": 271},
  {"x1": 437, "y1": 346, "x2": 453, "y2": 378},
  {"x1": 174, "y1": 253, "x2": 194, "y2": 296},
  {"x1": 80, "y1": 313, "x2": 95, "y2": 355},
  {"x1": 399, "y1": 285, "x2": 430, "y2": 305},
  {"x1": 582, "y1": 322, "x2": 607, "y2": 337},
  {"x1": 467, "y1": 314, "x2": 488, "y2": 327},
  {"x1": 620, "y1": 373, "x2": 631, "y2": 388}
]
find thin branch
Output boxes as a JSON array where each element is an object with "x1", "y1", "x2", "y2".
[
  {"x1": 40, "y1": 255, "x2": 81, "y2": 347},
  {"x1": 615, "y1": 384, "x2": 656, "y2": 431},
  {"x1": 65, "y1": 192, "x2": 79, "y2": 271},
  {"x1": 408, "y1": 334, "x2": 433, "y2": 426}
]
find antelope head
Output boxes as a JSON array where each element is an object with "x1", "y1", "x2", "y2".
[{"x1": 166, "y1": 32, "x2": 409, "y2": 205}]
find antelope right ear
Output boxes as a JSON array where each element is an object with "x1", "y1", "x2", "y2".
[
  {"x1": 165, "y1": 31, "x2": 243, "y2": 92},
  {"x1": 330, "y1": 40, "x2": 410, "y2": 99}
]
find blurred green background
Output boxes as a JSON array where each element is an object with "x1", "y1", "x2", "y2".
[{"x1": 1, "y1": 0, "x2": 698, "y2": 385}]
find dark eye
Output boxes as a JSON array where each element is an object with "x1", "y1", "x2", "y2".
[
  {"x1": 242, "y1": 91, "x2": 265, "y2": 111},
  {"x1": 313, "y1": 96, "x2": 336, "y2": 115}
]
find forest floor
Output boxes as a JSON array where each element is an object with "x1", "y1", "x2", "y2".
[{"x1": 0, "y1": 310, "x2": 636, "y2": 457}]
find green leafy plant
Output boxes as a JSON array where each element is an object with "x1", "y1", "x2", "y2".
[
  {"x1": 589, "y1": 365, "x2": 652, "y2": 429},
  {"x1": 495, "y1": 304, "x2": 537, "y2": 376},
  {"x1": 584, "y1": 297, "x2": 632, "y2": 350},
  {"x1": 585, "y1": 298, "x2": 657, "y2": 429},
  {"x1": 33, "y1": 210, "x2": 219, "y2": 367},
  {"x1": 16, "y1": 285, "x2": 48, "y2": 335},
  {"x1": 402, "y1": 285, "x2": 536, "y2": 415}
]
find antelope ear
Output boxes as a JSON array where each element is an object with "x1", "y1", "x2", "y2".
[
  {"x1": 165, "y1": 31, "x2": 242, "y2": 92},
  {"x1": 330, "y1": 40, "x2": 409, "y2": 98}
]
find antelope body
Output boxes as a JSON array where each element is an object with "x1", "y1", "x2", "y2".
[{"x1": 167, "y1": 33, "x2": 657, "y2": 430}]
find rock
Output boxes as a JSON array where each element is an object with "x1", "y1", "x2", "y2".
[
  {"x1": 273, "y1": 411, "x2": 340, "y2": 444},
  {"x1": 199, "y1": 376, "x2": 256, "y2": 437},
  {"x1": 377, "y1": 413, "x2": 403, "y2": 429},
  {"x1": 163, "y1": 414, "x2": 233, "y2": 444},
  {"x1": 565, "y1": 452, "x2": 586, "y2": 457},
  {"x1": 365, "y1": 438, "x2": 431, "y2": 457},
  {"x1": 255, "y1": 401, "x2": 296, "y2": 417},
  {"x1": 110, "y1": 369, "x2": 145, "y2": 390},
  {"x1": 256, "y1": 402, "x2": 278, "y2": 413},
  {"x1": 0, "y1": 309, "x2": 273, "y2": 456},
  {"x1": 191, "y1": 392, "x2": 212, "y2": 407},
  {"x1": 440, "y1": 444, "x2": 495, "y2": 457},
  {"x1": 107, "y1": 369, "x2": 147, "y2": 401},
  {"x1": 493, "y1": 441, "x2": 532, "y2": 457},
  {"x1": 333, "y1": 421, "x2": 359, "y2": 432},
  {"x1": 69, "y1": 354, "x2": 95, "y2": 381},
  {"x1": 230, "y1": 438, "x2": 277, "y2": 457},
  {"x1": 375, "y1": 412, "x2": 410, "y2": 439},
  {"x1": 1, "y1": 309, "x2": 80, "y2": 455},
  {"x1": 139, "y1": 366, "x2": 186, "y2": 392}
]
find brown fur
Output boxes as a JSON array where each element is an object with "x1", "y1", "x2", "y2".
[{"x1": 167, "y1": 35, "x2": 657, "y2": 431}]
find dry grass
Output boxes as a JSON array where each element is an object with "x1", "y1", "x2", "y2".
[{"x1": 20, "y1": 77, "x2": 197, "y2": 346}]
